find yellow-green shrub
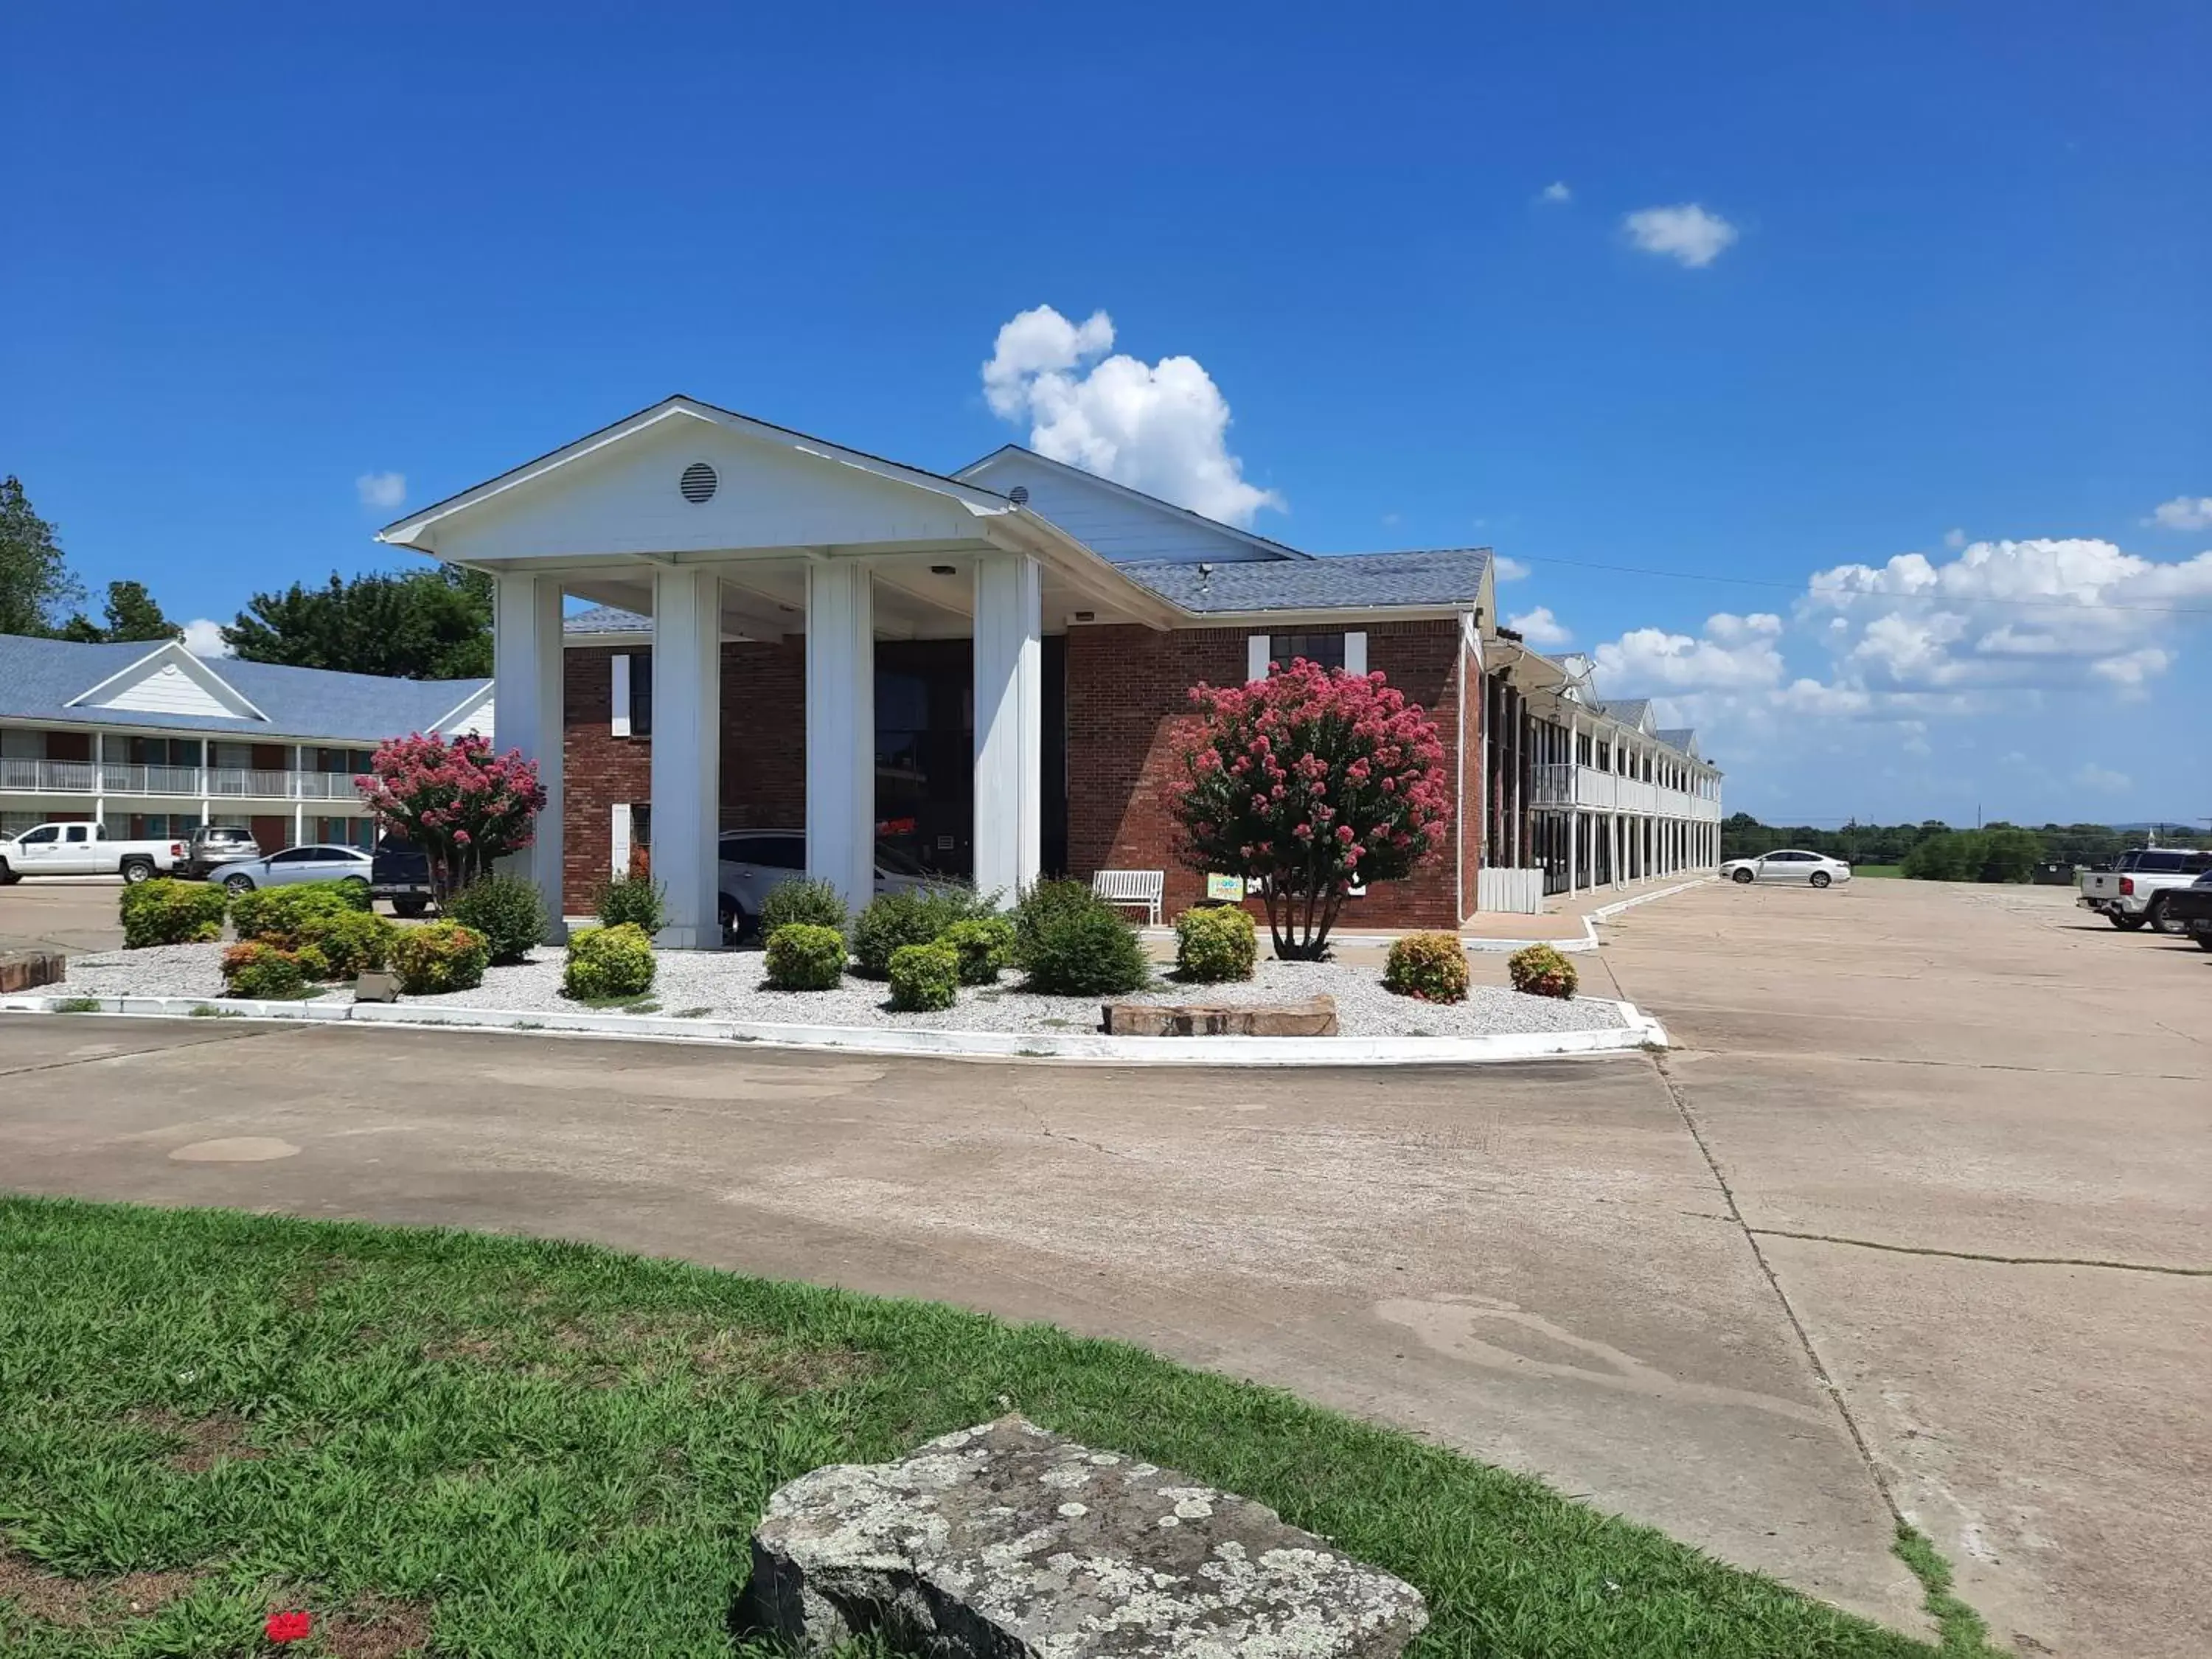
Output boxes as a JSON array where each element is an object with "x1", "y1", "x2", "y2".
[
  {"x1": 1174, "y1": 905, "x2": 1256, "y2": 983},
  {"x1": 764, "y1": 923, "x2": 846, "y2": 991},
  {"x1": 563, "y1": 923, "x2": 655, "y2": 1000},
  {"x1": 119, "y1": 879, "x2": 228, "y2": 948},
  {"x1": 1382, "y1": 932, "x2": 1470, "y2": 1004},
  {"x1": 391, "y1": 922, "x2": 489, "y2": 995},
  {"x1": 1506, "y1": 943, "x2": 1577, "y2": 999},
  {"x1": 888, "y1": 941, "x2": 960, "y2": 1012}
]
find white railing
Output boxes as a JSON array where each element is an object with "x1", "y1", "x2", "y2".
[
  {"x1": 0, "y1": 759, "x2": 366, "y2": 801},
  {"x1": 1526, "y1": 762, "x2": 1720, "y2": 821}
]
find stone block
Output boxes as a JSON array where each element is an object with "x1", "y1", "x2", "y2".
[
  {"x1": 740, "y1": 1413, "x2": 1426, "y2": 1658},
  {"x1": 0, "y1": 951, "x2": 66, "y2": 995},
  {"x1": 1102, "y1": 995, "x2": 1338, "y2": 1037},
  {"x1": 352, "y1": 970, "x2": 398, "y2": 1003}
]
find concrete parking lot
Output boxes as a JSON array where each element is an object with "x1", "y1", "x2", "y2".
[{"x1": 0, "y1": 876, "x2": 2203, "y2": 1656}]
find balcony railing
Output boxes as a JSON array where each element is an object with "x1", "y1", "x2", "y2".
[
  {"x1": 1529, "y1": 762, "x2": 1721, "y2": 821},
  {"x1": 0, "y1": 759, "x2": 369, "y2": 803}
]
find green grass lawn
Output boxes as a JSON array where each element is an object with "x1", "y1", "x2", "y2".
[
  {"x1": 0, "y1": 1197, "x2": 1973, "y2": 1658},
  {"x1": 1850, "y1": 865, "x2": 1905, "y2": 878}
]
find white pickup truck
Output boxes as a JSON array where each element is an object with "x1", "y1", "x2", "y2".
[
  {"x1": 2076, "y1": 846, "x2": 2212, "y2": 931},
  {"x1": 0, "y1": 821, "x2": 187, "y2": 885}
]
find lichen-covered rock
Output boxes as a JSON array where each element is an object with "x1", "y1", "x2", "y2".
[{"x1": 740, "y1": 1414, "x2": 1427, "y2": 1658}]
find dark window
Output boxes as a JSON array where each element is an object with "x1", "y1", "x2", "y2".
[
  {"x1": 269, "y1": 848, "x2": 319, "y2": 865},
  {"x1": 20, "y1": 827, "x2": 58, "y2": 844},
  {"x1": 1271, "y1": 633, "x2": 1344, "y2": 672},
  {"x1": 630, "y1": 649, "x2": 653, "y2": 737},
  {"x1": 740, "y1": 835, "x2": 806, "y2": 871}
]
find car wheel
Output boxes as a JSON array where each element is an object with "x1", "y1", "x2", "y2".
[
  {"x1": 0, "y1": 859, "x2": 16, "y2": 886},
  {"x1": 341, "y1": 875, "x2": 370, "y2": 895},
  {"x1": 2109, "y1": 911, "x2": 2145, "y2": 931},
  {"x1": 120, "y1": 858, "x2": 155, "y2": 885},
  {"x1": 1809, "y1": 871, "x2": 1832, "y2": 889},
  {"x1": 1731, "y1": 867, "x2": 1755, "y2": 884},
  {"x1": 2194, "y1": 932, "x2": 2212, "y2": 953},
  {"x1": 392, "y1": 897, "x2": 428, "y2": 919},
  {"x1": 2144, "y1": 896, "x2": 2173, "y2": 933},
  {"x1": 719, "y1": 896, "x2": 747, "y2": 943},
  {"x1": 224, "y1": 874, "x2": 256, "y2": 896}
]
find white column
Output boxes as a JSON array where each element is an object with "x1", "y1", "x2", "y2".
[
  {"x1": 973, "y1": 552, "x2": 1043, "y2": 904},
  {"x1": 650, "y1": 567, "x2": 723, "y2": 948},
  {"x1": 291, "y1": 744, "x2": 305, "y2": 846},
  {"x1": 493, "y1": 571, "x2": 568, "y2": 938},
  {"x1": 806, "y1": 559, "x2": 875, "y2": 914}
]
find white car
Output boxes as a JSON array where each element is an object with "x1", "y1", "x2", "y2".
[
  {"x1": 1722, "y1": 849, "x2": 1853, "y2": 888},
  {"x1": 215, "y1": 843, "x2": 373, "y2": 896},
  {"x1": 716, "y1": 829, "x2": 938, "y2": 939}
]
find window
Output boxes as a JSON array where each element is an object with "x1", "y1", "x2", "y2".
[
  {"x1": 63, "y1": 825, "x2": 91, "y2": 844},
  {"x1": 630, "y1": 650, "x2": 653, "y2": 737},
  {"x1": 20, "y1": 826, "x2": 58, "y2": 845},
  {"x1": 1271, "y1": 633, "x2": 1346, "y2": 672},
  {"x1": 269, "y1": 848, "x2": 320, "y2": 865}
]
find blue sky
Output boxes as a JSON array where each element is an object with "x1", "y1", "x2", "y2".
[{"x1": 4, "y1": 1, "x2": 2206, "y2": 826}]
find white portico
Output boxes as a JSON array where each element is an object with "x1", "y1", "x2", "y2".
[{"x1": 376, "y1": 397, "x2": 1172, "y2": 946}]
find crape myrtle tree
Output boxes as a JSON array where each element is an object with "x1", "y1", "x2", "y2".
[
  {"x1": 355, "y1": 734, "x2": 546, "y2": 899},
  {"x1": 1167, "y1": 658, "x2": 1450, "y2": 960}
]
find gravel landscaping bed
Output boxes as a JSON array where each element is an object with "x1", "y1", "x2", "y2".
[{"x1": 59, "y1": 945, "x2": 1628, "y2": 1038}]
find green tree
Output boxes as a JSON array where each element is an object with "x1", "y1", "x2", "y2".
[
  {"x1": 58, "y1": 580, "x2": 183, "y2": 644},
  {"x1": 1974, "y1": 826, "x2": 2043, "y2": 883},
  {"x1": 0, "y1": 475, "x2": 83, "y2": 636},
  {"x1": 223, "y1": 566, "x2": 493, "y2": 680}
]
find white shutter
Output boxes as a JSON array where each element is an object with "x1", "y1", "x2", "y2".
[
  {"x1": 611, "y1": 654, "x2": 631, "y2": 737},
  {"x1": 1246, "y1": 635, "x2": 1272, "y2": 683},
  {"x1": 611, "y1": 803, "x2": 631, "y2": 877},
  {"x1": 1343, "y1": 631, "x2": 1368, "y2": 677}
]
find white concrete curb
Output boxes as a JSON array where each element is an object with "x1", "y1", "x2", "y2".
[
  {"x1": 1461, "y1": 874, "x2": 1716, "y2": 953},
  {"x1": 1, "y1": 991, "x2": 1666, "y2": 1067}
]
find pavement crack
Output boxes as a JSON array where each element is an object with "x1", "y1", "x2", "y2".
[
  {"x1": 1014, "y1": 1098, "x2": 1129, "y2": 1161},
  {"x1": 0, "y1": 1023, "x2": 299, "y2": 1079},
  {"x1": 1748, "y1": 1227, "x2": 2211, "y2": 1278}
]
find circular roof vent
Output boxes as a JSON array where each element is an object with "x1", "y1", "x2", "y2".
[
  {"x1": 1007, "y1": 484, "x2": 1029, "y2": 505},
  {"x1": 678, "y1": 462, "x2": 718, "y2": 504}
]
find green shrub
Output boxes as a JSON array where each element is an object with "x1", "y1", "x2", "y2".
[
  {"x1": 445, "y1": 874, "x2": 547, "y2": 966},
  {"x1": 119, "y1": 879, "x2": 228, "y2": 948},
  {"x1": 938, "y1": 916, "x2": 1015, "y2": 986},
  {"x1": 1011, "y1": 878, "x2": 1105, "y2": 970},
  {"x1": 852, "y1": 886, "x2": 992, "y2": 978},
  {"x1": 229, "y1": 881, "x2": 365, "y2": 947},
  {"x1": 563, "y1": 923, "x2": 656, "y2": 1001},
  {"x1": 759, "y1": 877, "x2": 849, "y2": 939},
  {"x1": 298, "y1": 908, "x2": 395, "y2": 979},
  {"x1": 888, "y1": 941, "x2": 960, "y2": 1012},
  {"x1": 1174, "y1": 905, "x2": 1257, "y2": 983},
  {"x1": 594, "y1": 873, "x2": 667, "y2": 936},
  {"x1": 292, "y1": 944, "x2": 333, "y2": 981},
  {"x1": 220, "y1": 942, "x2": 307, "y2": 1000},
  {"x1": 763, "y1": 923, "x2": 846, "y2": 991},
  {"x1": 390, "y1": 921, "x2": 489, "y2": 995},
  {"x1": 1384, "y1": 933, "x2": 1470, "y2": 1004},
  {"x1": 1023, "y1": 903, "x2": 1151, "y2": 997},
  {"x1": 1506, "y1": 942, "x2": 1576, "y2": 1000}
]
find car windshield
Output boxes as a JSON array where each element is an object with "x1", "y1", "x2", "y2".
[{"x1": 873, "y1": 841, "x2": 931, "y2": 877}]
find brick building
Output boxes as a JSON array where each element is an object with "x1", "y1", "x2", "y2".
[{"x1": 374, "y1": 396, "x2": 1721, "y2": 944}]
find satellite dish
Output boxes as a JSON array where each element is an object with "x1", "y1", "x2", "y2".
[{"x1": 1558, "y1": 653, "x2": 1598, "y2": 700}]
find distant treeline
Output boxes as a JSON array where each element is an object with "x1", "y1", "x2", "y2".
[{"x1": 1719, "y1": 815, "x2": 2210, "y2": 883}]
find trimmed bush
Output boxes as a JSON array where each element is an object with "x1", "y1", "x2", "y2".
[
  {"x1": 1383, "y1": 932, "x2": 1470, "y2": 1004},
  {"x1": 220, "y1": 942, "x2": 307, "y2": 1000},
  {"x1": 1506, "y1": 942, "x2": 1577, "y2": 1000},
  {"x1": 594, "y1": 873, "x2": 667, "y2": 936},
  {"x1": 119, "y1": 879, "x2": 228, "y2": 949},
  {"x1": 229, "y1": 881, "x2": 366, "y2": 947},
  {"x1": 390, "y1": 922, "x2": 489, "y2": 995},
  {"x1": 1023, "y1": 903, "x2": 1151, "y2": 998},
  {"x1": 887, "y1": 941, "x2": 960, "y2": 1012},
  {"x1": 563, "y1": 923, "x2": 655, "y2": 1001},
  {"x1": 297, "y1": 908, "x2": 395, "y2": 978},
  {"x1": 938, "y1": 916, "x2": 1014, "y2": 986},
  {"x1": 852, "y1": 886, "x2": 992, "y2": 979},
  {"x1": 445, "y1": 874, "x2": 547, "y2": 966},
  {"x1": 1011, "y1": 878, "x2": 1103, "y2": 971},
  {"x1": 292, "y1": 944, "x2": 333, "y2": 981},
  {"x1": 764, "y1": 923, "x2": 846, "y2": 991},
  {"x1": 1174, "y1": 905, "x2": 1257, "y2": 983},
  {"x1": 759, "y1": 877, "x2": 849, "y2": 940}
]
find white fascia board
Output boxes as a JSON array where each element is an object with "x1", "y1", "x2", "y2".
[
  {"x1": 984, "y1": 515, "x2": 1181, "y2": 631},
  {"x1": 63, "y1": 641, "x2": 271, "y2": 723},
  {"x1": 425, "y1": 682, "x2": 495, "y2": 735},
  {"x1": 1182, "y1": 603, "x2": 1473, "y2": 629}
]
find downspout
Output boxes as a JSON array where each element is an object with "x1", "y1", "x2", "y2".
[{"x1": 1459, "y1": 611, "x2": 1481, "y2": 921}]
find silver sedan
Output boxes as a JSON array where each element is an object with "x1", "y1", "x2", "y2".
[
  {"x1": 1720, "y1": 849, "x2": 1854, "y2": 888},
  {"x1": 215, "y1": 843, "x2": 372, "y2": 896}
]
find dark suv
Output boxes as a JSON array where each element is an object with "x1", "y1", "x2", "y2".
[
  {"x1": 370, "y1": 833, "x2": 434, "y2": 917},
  {"x1": 180, "y1": 824, "x2": 264, "y2": 881}
]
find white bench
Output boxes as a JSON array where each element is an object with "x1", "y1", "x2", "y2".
[{"x1": 1092, "y1": 869, "x2": 1164, "y2": 925}]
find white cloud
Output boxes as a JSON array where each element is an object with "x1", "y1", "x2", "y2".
[
  {"x1": 981, "y1": 305, "x2": 1283, "y2": 527},
  {"x1": 1492, "y1": 555, "x2": 1530, "y2": 582},
  {"x1": 181, "y1": 618, "x2": 231, "y2": 658},
  {"x1": 2147, "y1": 495, "x2": 2212, "y2": 531},
  {"x1": 1539, "y1": 181, "x2": 1572, "y2": 204},
  {"x1": 1593, "y1": 611, "x2": 1784, "y2": 692},
  {"x1": 2088, "y1": 646, "x2": 2171, "y2": 692},
  {"x1": 2073, "y1": 762, "x2": 2132, "y2": 793},
  {"x1": 1621, "y1": 203, "x2": 1738, "y2": 268},
  {"x1": 356, "y1": 470, "x2": 406, "y2": 510},
  {"x1": 1507, "y1": 605, "x2": 1573, "y2": 648},
  {"x1": 1944, "y1": 527, "x2": 1967, "y2": 549}
]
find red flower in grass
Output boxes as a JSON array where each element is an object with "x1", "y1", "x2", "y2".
[{"x1": 265, "y1": 1610, "x2": 313, "y2": 1644}]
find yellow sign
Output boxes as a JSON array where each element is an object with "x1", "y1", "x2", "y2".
[{"x1": 1206, "y1": 874, "x2": 1247, "y2": 901}]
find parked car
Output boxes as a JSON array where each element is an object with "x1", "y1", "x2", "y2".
[
  {"x1": 178, "y1": 824, "x2": 265, "y2": 881},
  {"x1": 215, "y1": 843, "x2": 372, "y2": 896},
  {"x1": 2156, "y1": 872, "x2": 2212, "y2": 952},
  {"x1": 2075, "y1": 847, "x2": 2212, "y2": 931},
  {"x1": 716, "y1": 829, "x2": 936, "y2": 939},
  {"x1": 1720, "y1": 849, "x2": 1853, "y2": 888},
  {"x1": 0, "y1": 821, "x2": 184, "y2": 884},
  {"x1": 369, "y1": 833, "x2": 434, "y2": 917}
]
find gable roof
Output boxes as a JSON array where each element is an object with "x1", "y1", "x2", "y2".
[
  {"x1": 1596, "y1": 698, "x2": 1654, "y2": 730},
  {"x1": 1116, "y1": 549, "x2": 1489, "y2": 614},
  {"x1": 0, "y1": 633, "x2": 490, "y2": 743},
  {"x1": 955, "y1": 445, "x2": 1311, "y2": 563},
  {"x1": 564, "y1": 604, "x2": 652, "y2": 636},
  {"x1": 1655, "y1": 726, "x2": 1699, "y2": 756}
]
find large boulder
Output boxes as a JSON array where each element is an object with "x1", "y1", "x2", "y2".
[{"x1": 740, "y1": 1414, "x2": 1427, "y2": 1658}]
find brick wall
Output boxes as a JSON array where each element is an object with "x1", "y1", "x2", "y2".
[{"x1": 1062, "y1": 619, "x2": 1474, "y2": 929}]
